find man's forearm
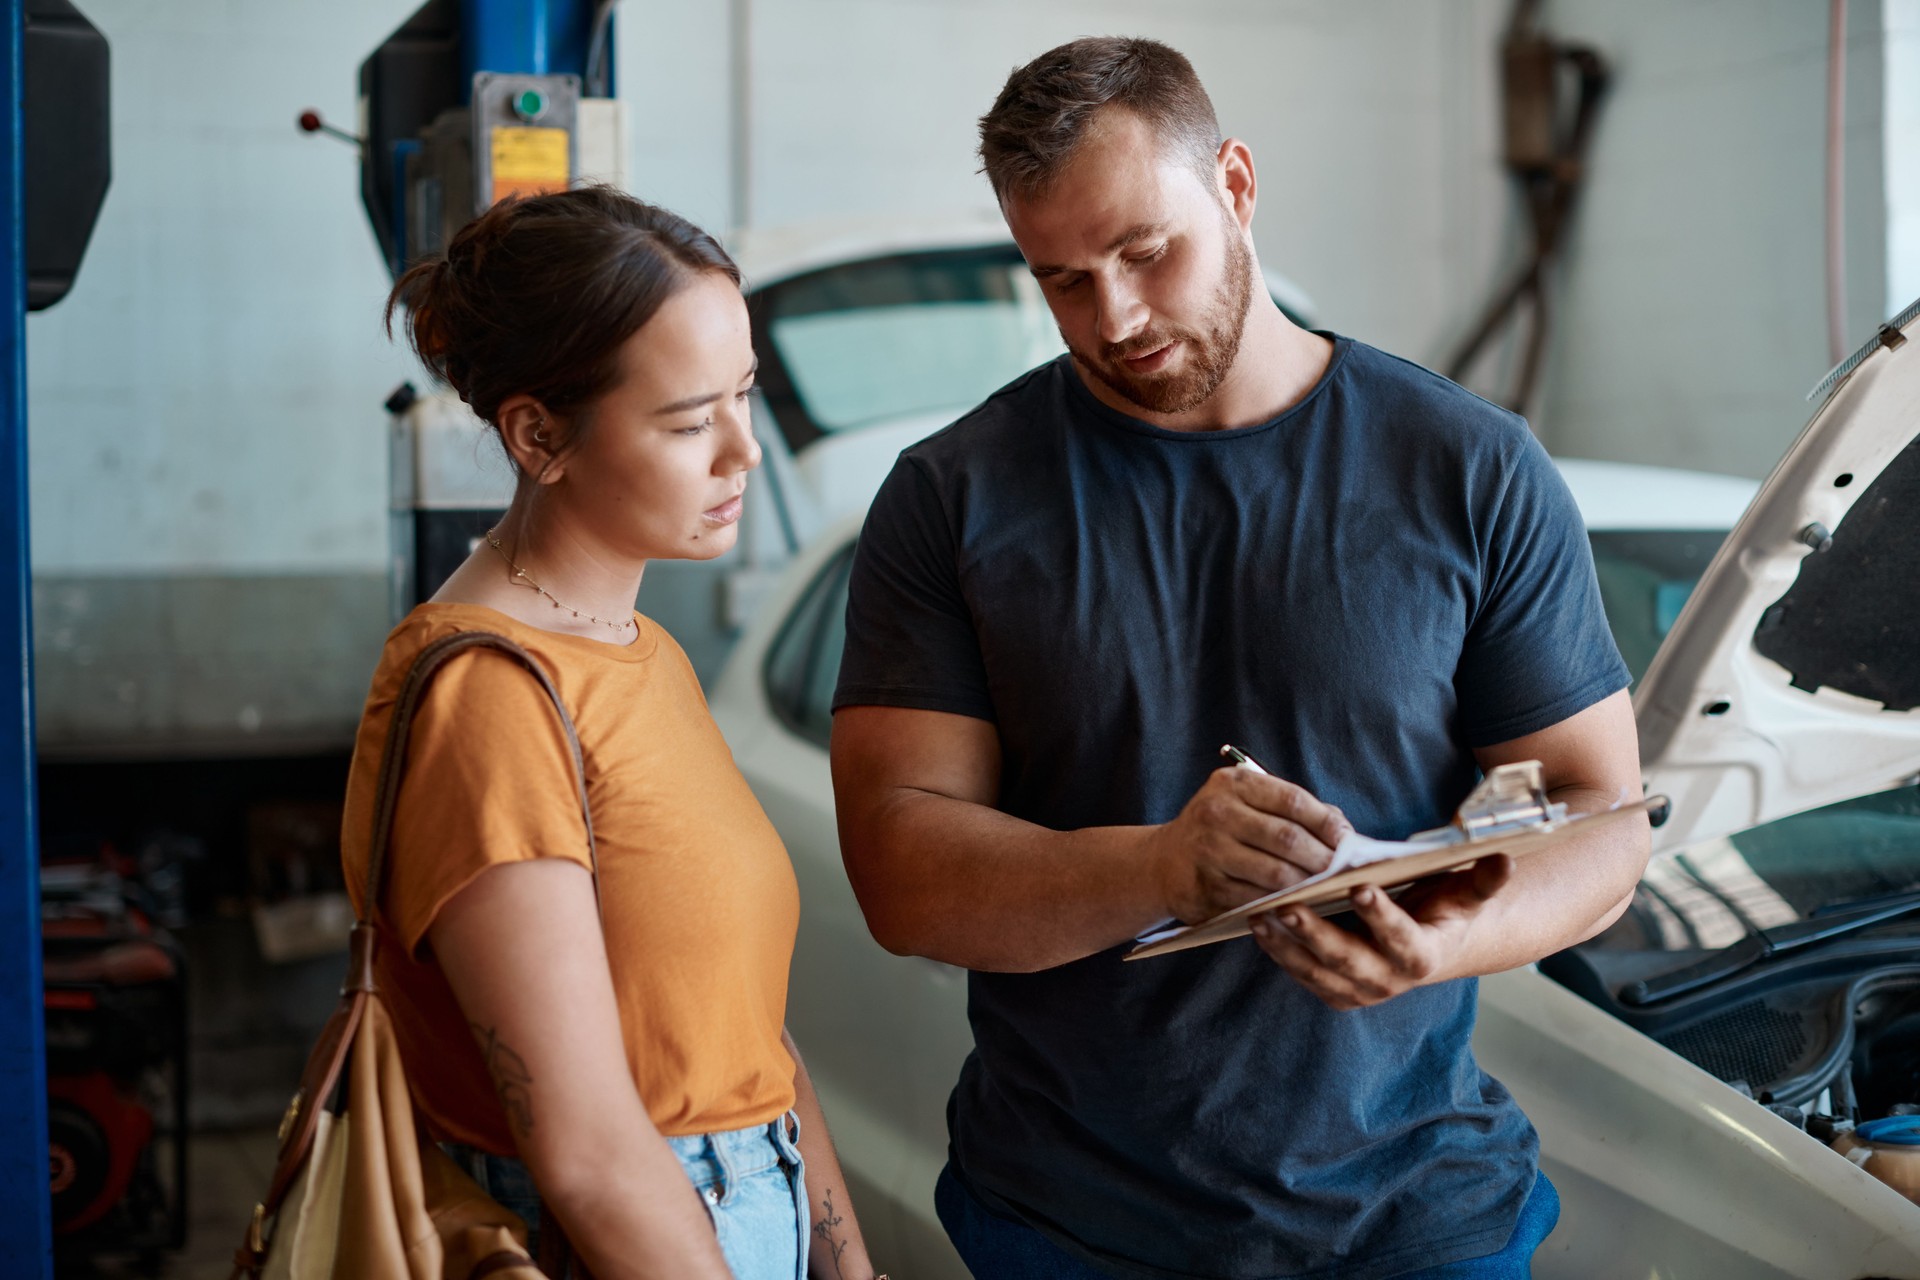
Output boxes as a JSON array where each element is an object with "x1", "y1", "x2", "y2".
[
  {"x1": 1438, "y1": 785, "x2": 1650, "y2": 982},
  {"x1": 845, "y1": 788, "x2": 1169, "y2": 972}
]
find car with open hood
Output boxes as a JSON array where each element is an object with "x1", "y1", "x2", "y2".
[{"x1": 709, "y1": 300, "x2": 1920, "y2": 1277}]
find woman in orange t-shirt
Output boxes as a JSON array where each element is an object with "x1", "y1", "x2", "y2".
[{"x1": 340, "y1": 188, "x2": 880, "y2": 1280}]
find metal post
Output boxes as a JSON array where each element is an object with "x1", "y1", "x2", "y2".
[
  {"x1": 0, "y1": 0, "x2": 52, "y2": 1273},
  {"x1": 458, "y1": 0, "x2": 595, "y2": 97}
]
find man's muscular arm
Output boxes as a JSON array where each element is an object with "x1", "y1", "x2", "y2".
[
  {"x1": 831, "y1": 706, "x2": 1349, "y2": 973},
  {"x1": 1251, "y1": 689, "x2": 1650, "y2": 1008}
]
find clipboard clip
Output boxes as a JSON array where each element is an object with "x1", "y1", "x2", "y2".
[{"x1": 1451, "y1": 760, "x2": 1567, "y2": 840}]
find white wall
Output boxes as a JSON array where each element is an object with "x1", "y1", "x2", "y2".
[
  {"x1": 624, "y1": 0, "x2": 1900, "y2": 485},
  {"x1": 1527, "y1": 0, "x2": 1890, "y2": 476},
  {"x1": 29, "y1": 0, "x2": 1487, "y2": 579},
  {"x1": 626, "y1": 0, "x2": 1481, "y2": 369},
  {"x1": 1888, "y1": 0, "x2": 1920, "y2": 309},
  {"x1": 619, "y1": 0, "x2": 734, "y2": 236},
  {"x1": 25, "y1": 0, "x2": 421, "y2": 576},
  {"x1": 25, "y1": 0, "x2": 1905, "y2": 582}
]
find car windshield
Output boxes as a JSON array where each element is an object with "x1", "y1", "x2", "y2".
[
  {"x1": 1588, "y1": 785, "x2": 1920, "y2": 952},
  {"x1": 1586, "y1": 527, "x2": 1920, "y2": 952},
  {"x1": 753, "y1": 245, "x2": 1315, "y2": 453},
  {"x1": 760, "y1": 247, "x2": 1065, "y2": 442}
]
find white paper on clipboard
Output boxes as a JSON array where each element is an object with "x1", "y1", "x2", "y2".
[{"x1": 1128, "y1": 760, "x2": 1663, "y2": 961}]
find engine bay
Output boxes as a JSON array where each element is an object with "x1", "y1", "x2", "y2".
[{"x1": 1541, "y1": 933, "x2": 1920, "y2": 1139}]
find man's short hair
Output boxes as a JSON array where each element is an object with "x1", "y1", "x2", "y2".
[{"x1": 978, "y1": 36, "x2": 1224, "y2": 204}]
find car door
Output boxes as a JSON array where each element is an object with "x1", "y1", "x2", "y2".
[{"x1": 714, "y1": 532, "x2": 974, "y2": 1279}]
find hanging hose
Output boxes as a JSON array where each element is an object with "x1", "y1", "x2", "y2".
[
  {"x1": 1826, "y1": 0, "x2": 1850, "y2": 367},
  {"x1": 1443, "y1": 0, "x2": 1610, "y2": 420}
]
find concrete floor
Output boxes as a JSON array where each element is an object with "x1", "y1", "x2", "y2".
[{"x1": 58, "y1": 1127, "x2": 279, "y2": 1280}]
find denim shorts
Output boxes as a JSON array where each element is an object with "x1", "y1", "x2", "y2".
[{"x1": 445, "y1": 1111, "x2": 809, "y2": 1280}]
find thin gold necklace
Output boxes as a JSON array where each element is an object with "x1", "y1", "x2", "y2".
[{"x1": 484, "y1": 528, "x2": 638, "y2": 637}]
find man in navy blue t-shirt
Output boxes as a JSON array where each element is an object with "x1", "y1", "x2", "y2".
[{"x1": 830, "y1": 37, "x2": 1650, "y2": 1280}]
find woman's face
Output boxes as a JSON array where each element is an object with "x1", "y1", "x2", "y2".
[{"x1": 549, "y1": 270, "x2": 761, "y2": 563}]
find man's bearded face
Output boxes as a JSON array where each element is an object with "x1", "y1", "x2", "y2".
[{"x1": 1062, "y1": 210, "x2": 1255, "y2": 417}]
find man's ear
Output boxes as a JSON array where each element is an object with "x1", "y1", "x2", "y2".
[
  {"x1": 1217, "y1": 137, "x2": 1257, "y2": 234},
  {"x1": 497, "y1": 394, "x2": 566, "y2": 483}
]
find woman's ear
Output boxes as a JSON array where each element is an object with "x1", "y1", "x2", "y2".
[{"x1": 497, "y1": 394, "x2": 567, "y2": 483}]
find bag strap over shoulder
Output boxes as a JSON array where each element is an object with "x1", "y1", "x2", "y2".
[
  {"x1": 231, "y1": 631, "x2": 599, "y2": 1280},
  {"x1": 360, "y1": 628, "x2": 599, "y2": 926}
]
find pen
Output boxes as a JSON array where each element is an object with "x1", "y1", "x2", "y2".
[{"x1": 1219, "y1": 744, "x2": 1269, "y2": 775}]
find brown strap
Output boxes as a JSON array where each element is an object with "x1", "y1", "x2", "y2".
[
  {"x1": 231, "y1": 631, "x2": 600, "y2": 1277},
  {"x1": 225, "y1": 983, "x2": 369, "y2": 1276},
  {"x1": 363, "y1": 632, "x2": 601, "y2": 1278},
  {"x1": 263, "y1": 985, "x2": 367, "y2": 1202},
  {"x1": 361, "y1": 630, "x2": 599, "y2": 923}
]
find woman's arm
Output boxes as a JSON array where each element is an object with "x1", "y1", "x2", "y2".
[
  {"x1": 782, "y1": 1031, "x2": 882, "y2": 1280},
  {"x1": 431, "y1": 858, "x2": 732, "y2": 1280}
]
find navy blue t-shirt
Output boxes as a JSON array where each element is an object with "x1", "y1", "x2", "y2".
[{"x1": 833, "y1": 338, "x2": 1629, "y2": 1279}]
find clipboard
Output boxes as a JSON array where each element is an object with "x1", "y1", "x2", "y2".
[{"x1": 1125, "y1": 759, "x2": 1667, "y2": 962}]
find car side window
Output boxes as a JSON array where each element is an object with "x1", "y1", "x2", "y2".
[{"x1": 763, "y1": 543, "x2": 856, "y2": 749}]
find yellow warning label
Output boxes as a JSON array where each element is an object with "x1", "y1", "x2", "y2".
[{"x1": 490, "y1": 126, "x2": 570, "y2": 204}]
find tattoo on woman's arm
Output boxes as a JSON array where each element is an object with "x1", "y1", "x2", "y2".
[
  {"x1": 469, "y1": 1021, "x2": 535, "y2": 1133},
  {"x1": 811, "y1": 1187, "x2": 850, "y2": 1278}
]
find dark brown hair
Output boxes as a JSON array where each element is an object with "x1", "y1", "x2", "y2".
[
  {"x1": 385, "y1": 187, "x2": 740, "y2": 449},
  {"x1": 978, "y1": 37, "x2": 1223, "y2": 203}
]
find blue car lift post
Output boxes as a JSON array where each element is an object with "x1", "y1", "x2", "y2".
[
  {"x1": 459, "y1": 0, "x2": 595, "y2": 89},
  {"x1": 0, "y1": 1, "x2": 606, "y2": 1267},
  {"x1": 1, "y1": 0, "x2": 53, "y2": 1273}
]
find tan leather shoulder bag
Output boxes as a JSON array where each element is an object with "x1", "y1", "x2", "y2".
[{"x1": 230, "y1": 630, "x2": 592, "y2": 1280}]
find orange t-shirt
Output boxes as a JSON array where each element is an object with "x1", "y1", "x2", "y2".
[{"x1": 340, "y1": 604, "x2": 800, "y2": 1152}]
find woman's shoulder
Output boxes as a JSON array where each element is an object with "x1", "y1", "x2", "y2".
[{"x1": 349, "y1": 608, "x2": 608, "y2": 828}]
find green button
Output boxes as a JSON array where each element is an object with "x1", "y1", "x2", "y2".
[{"x1": 513, "y1": 89, "x2": 547, "y2": 121}]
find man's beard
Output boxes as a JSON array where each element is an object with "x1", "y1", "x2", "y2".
[{"x1": 1066, "y1": 219, "x2": 1256, "y2": 417}]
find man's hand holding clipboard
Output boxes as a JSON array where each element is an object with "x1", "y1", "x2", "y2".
[{"x1": 1129, "y1": 750, "x2": 1668, "y2": 970}]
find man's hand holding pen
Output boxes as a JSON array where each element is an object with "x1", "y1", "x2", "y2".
[
  {"x1": 1151, "y1": 745, "x2": 1517, "y2": 1010},
  {"x1": 1146, "y1": 754, "x2": 1352, "y2": 925}
]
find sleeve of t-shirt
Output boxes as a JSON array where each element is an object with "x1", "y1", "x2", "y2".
[
  {"x1": 832, "y1": 455, "x2": 996, "y2": 722},
  {"x1": 1454, "y1": 428, "x2": 1632, "y2": 748},
  {"x1": 382, "y1": 647, "x2": 594, "y2": 955}
]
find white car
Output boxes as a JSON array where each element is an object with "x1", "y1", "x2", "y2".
[{"x1": 713, "y1": 297, "x2": 1920, "y2": 1278}]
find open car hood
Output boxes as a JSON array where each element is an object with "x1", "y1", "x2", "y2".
[{"x1": 1638, "y1": 299, "x2": 1920, "y2": 856}]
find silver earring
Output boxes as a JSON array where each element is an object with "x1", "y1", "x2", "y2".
[{"x1": 533, "y1": 417, "x2": 549, "y2": 445}]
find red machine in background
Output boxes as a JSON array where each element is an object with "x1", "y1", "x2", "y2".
[{"x1": 41, "y1": 847, "x2": 188, "y2": 1267}]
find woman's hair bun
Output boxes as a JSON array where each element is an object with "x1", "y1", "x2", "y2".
[{"x1": 384, "y1": 187, "x2": 740, "y2": 431}]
